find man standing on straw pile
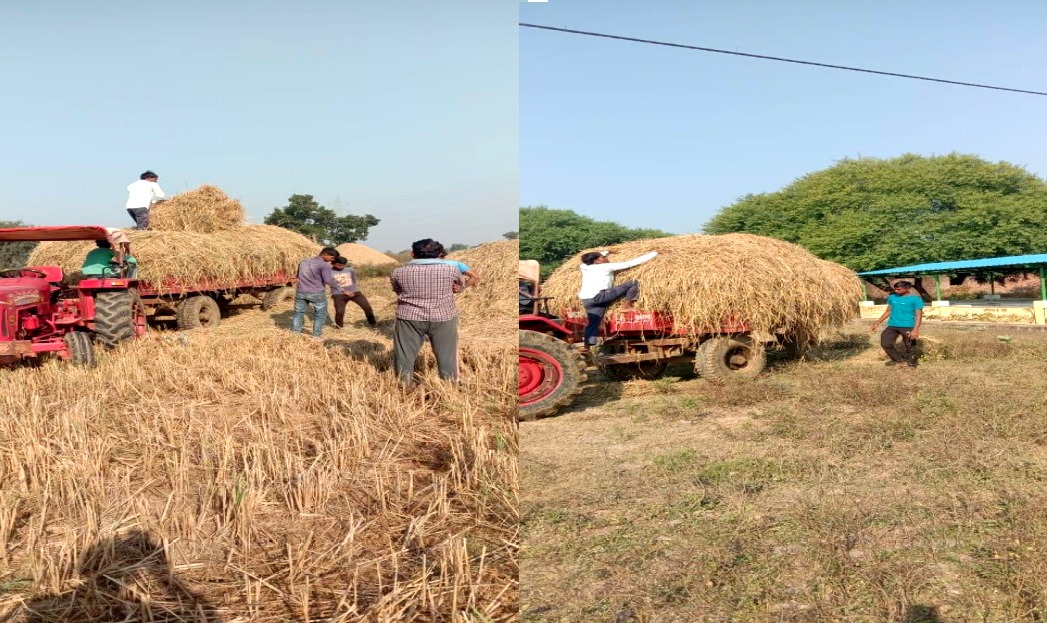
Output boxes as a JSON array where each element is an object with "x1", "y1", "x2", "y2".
[
  {"x1": 292, "y1": 247, "x2": 342, "y2": 338},
  {"x1": 125, "y1": 171, "x2": 166, "y2": 230},
  {"x1": 578, "y1": 249, "x2": 658, "y2": 351},
  {"x1": 870, "y1": 280, "x2": 924, "y2": 368},
  {"x1": 330, "y1": 256, "x2": 377, "y2": 328},
  {"x1": 390, "y1": 239, "x2": 464, "y2": 387}
]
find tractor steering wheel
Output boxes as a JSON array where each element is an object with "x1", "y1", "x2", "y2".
[{"x1": 0, "y1": 268, "x2": 47, "y2": 279}]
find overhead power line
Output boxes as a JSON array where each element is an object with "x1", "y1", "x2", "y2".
[{"x1": 520, "y1": 22, "x2": 1047, "y2": 97}]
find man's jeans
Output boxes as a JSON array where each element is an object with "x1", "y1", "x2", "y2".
[
  {"x1": 127, "y1": 207, "x2": 149, "y2": 229},
  {"x1": 292, "y1": 292, "x2": 328, "y2": 336},
  {"x1": 581, "y1": 280, "x2": 640, "y2": 346}
]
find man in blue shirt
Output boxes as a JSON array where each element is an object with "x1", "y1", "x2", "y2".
[{"x1": 870, "y1": 280, "x2": 924, "y2": 367}]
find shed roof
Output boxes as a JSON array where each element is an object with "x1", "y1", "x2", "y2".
[{"x1": 859, "y1": 253, "x2": 1047, "y2": 276}]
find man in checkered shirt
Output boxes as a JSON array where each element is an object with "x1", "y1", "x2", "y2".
[{"x1": 390, "y1": 238, "x2": 465, "y2": 386}]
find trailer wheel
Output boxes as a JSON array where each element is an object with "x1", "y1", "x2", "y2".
[
  {"x1": 94, "y1": 290, "x2": 145, "y2": 347},
  {"x1": 261, "y1": 286, "x2": 295, "y2": 310},
  {"x1": 64, "y1": 331, "x2": 96, "y2": 367},
  {"x1": 176, "y1": 295, "x2": 221, "y2": 330},
  {"x1": 696, "y1": 336, "x2": 766, "y2": 381},
  {"x1": 519, "y1": 330, "x2": 587, "y2": 421}
]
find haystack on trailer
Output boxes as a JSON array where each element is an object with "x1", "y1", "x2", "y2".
[{"x1": 25, "y1": 225, "x2": 312, "y2": 331}]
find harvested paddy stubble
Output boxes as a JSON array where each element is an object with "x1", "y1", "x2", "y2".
[
  {"x1": 0, "y1": 277, "x2": 517, "y2": 622},
  {"x1": 148, "y1": 185, "x2": 245, "y2": 232},
  {"x1": 28, "y1": 225, "x2": 317, "y2": 292},
  {"x1": 542, "y1": 234, "x2": 862, "y2": 343}
]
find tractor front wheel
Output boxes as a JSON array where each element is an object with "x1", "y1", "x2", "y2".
[
  {"x1": 176, "y1": 296, "x2": 222, "y2": 330},
  {"x1": 94, "y1": 290, "x2": 146, "y2": 348},
  {"x1": 695, "y1": 335, "x2": 766, "y2": 382},
  {"x1": 64, "y1": 331, "x2": 96, "y2": 367},
  {"x1": 519, "y1": 330, "x2": 586, "y2": 421}
]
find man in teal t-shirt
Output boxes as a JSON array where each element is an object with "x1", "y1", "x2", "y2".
[
  {"x1": 870, "y1": 280, "x2": 924, "y2": 367},
  {"x1": 82, "y1": 240, "x2": 137, "y2": 278}
]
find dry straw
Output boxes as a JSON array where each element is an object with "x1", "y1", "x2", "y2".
[
  {"x1": 0, "y1": 280, "x2": 518, "y2": 621},
  {"x1": 541, "y1": 234, "x2": 863, "y2": 343},
  {"x1": 448, "y1": 240, "x2": 518, "y2": 334},
  {"x1": 148, "y1": 185, "x2": 245, "y2": 233},
  {"x1": 335, "y1": 242, "x2": 399, "y2": 266},
  {"x1": 28, "y1": 225, "x2": 318, "y2": 293}
]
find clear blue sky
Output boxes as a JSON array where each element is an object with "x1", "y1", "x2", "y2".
[
  {"x1": 0, "y1": 0, "x2": 517, "y2": 253},
  {"x1": 520, "y1": 0, "x2": 1047, "y2": 235}
]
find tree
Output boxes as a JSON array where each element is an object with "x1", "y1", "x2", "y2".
[
  {"x1": 447, "y1": 243, "x2": 470, "y2": 252},
  {"x1": 503, "y1": 231, "x2": 519, "y2": 240},
  {"x1": 704, "y1": 153, "x2": 1047, "y2": 271},
  {"x1": 520, "y1": 206, "x2": 671, "y2": 277},
  {"x1": 264, "y1": 194, "x2": 379, "y2": 245},
  {"x1": 0, "y1": 220, "x2": 37, "y2": 268}
]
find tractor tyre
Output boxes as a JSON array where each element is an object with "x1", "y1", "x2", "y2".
[
  {"x1": 261, "y1": 286, "x2": 295, "y2": 310},
  {"x1": 599, "y1": 359, "x2": 670, "y2": 381},
  {"x1": 695, "y1": 335, "x2": 766, "y2": 382},
  {"x1": 94, "y1": 290, "x2": 145, "y2": 348},
  {"x1": 64, "y1": 331, "x2": 96, "y2": 367},
  {"x1": 518, "y1": 330, "x2": 587, "y2": 422},
  {"x1": 176, "y1": 296, "x2": 222, "y2": 330}
]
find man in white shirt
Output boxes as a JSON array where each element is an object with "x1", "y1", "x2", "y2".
[
  {"x1": 578, "y1": 249, "x2": 658, "y2": 349},
  {"x1": 125, "y1": 170, "x2": 166, "y2": 229}
]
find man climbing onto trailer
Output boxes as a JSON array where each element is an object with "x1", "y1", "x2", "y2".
[
  {"x1": 125, "y1": 170, "x2": 166, "y2": 229},
  {"x1": 578, "y1": 249, "x2": 658, "y2": 351}
]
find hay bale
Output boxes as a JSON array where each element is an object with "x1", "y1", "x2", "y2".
[
  {"x1": 28, "y1": 225, "x2": 318, "y2": 294},
  {"x1": 541, "y1": 234, "x2": 863, "y2": 343},
  {"x1": 448, "y1": 240, "x2": 518, "y2": 330},
  {"x1": 148, "y1": 185, "x2": 245, "y2": 233},
  {"x1": 335, "y1": 242, "x2": 399, "y2": 266}
]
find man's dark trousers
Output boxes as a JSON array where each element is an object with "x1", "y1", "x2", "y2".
[
  {"x1": 127, "y1": 208, "x2": 149, "y2": 229},
  {"x1": 581, "y1": 280, "x2": 639, "y2": 346},
  {"x1": 881, "y1": 326, "x2": 915, "y2": 363},
  {"x1": 394, "y1": 317, "x2": 458, "y2": 384}
]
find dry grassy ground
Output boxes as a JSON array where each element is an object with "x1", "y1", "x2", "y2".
[
  {"x1": 521, "y1": 321, "x2": 1047, "y2": 623},
  {"x1": 0, "y1": 276, "x2": 517, "y2": 622}
]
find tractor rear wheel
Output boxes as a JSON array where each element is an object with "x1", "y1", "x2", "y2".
[
  {"x1": 695, "y1": 335, "x2": 766, "y2": 382},
  {"x1": 519, "y1": 330, "x2": 586, "y2": 421},
  {"x1": 64, "y1": 331, "x2": 96, "y2": 366},
  {"x1": 176, "y1": 296, "x2": 221, "y2": 330},
  {"x1": 94, "y1": 290, "x2": 145, "y2": 348},
  {"x1": 261, "y1": 286, "x2": 295, "y2": 310}
]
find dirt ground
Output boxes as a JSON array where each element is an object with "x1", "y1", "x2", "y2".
[{"x1": 520, "y1": 321, "x2": 1047, "y2": 623}]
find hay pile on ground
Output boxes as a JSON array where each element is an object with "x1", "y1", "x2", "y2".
[
  {"x1": 448, "y1": 240, "x2": 518, "y2": 333},
  {"x1": 541, "y1": 234, "x2": 862, "y2": 343},
  {"x1": 28, "y1": 225, "x2": 317, "y2": 292},
  {"x1": 0, "y1": 292, "x2": 517, "y2": 621},
  {"x1": 148, "y1": 185, "x2": 245, "y2": 232},
  {"x1": 335, "y1": 242, "x2": 399, "y2": 266}
]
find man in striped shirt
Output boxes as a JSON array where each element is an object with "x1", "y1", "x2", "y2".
[{"x1": 390, "y1": 239, "x2": 464, "y2": 387}]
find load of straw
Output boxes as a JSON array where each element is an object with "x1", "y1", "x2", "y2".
[
  {"x1": 28, "y1": 225, "x2": 318, "y2": 293},
  {"x1": 541, "y1": 234, "x2": 863, "y2": 344},
  {"x1": 448, "y1": 239, "x2": 518, "y2": 333},
  {"x1": 335, "y1": 242, "x2": 399, "y2": 266},
  {"x1": 148, "y1": 185, "x2": 245, "y2": 233}
]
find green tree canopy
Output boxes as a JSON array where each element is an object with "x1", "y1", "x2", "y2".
[
  {"x1": 704, "y1": 153, "x2": 1047, "y2": 271},
  {"x1": 0, "y1": 220, "x2": 37, "y2": 268},
  {"x1": 520, "y1": 206, "x2": 671, "y2": 276},
  {"x1": 264, "y1": 194, "x2": 379, "y2": 245},
  {"x1": 503, "y1": 231, "x2": 519, "y2": 240}
]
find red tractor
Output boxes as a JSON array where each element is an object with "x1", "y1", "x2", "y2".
[
  {"x1": 518, "y1": 260, "x2": 767, "y2": 421},
  {"x1": 0, "y1": 226, "x2": 147, "y2": 367}
]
